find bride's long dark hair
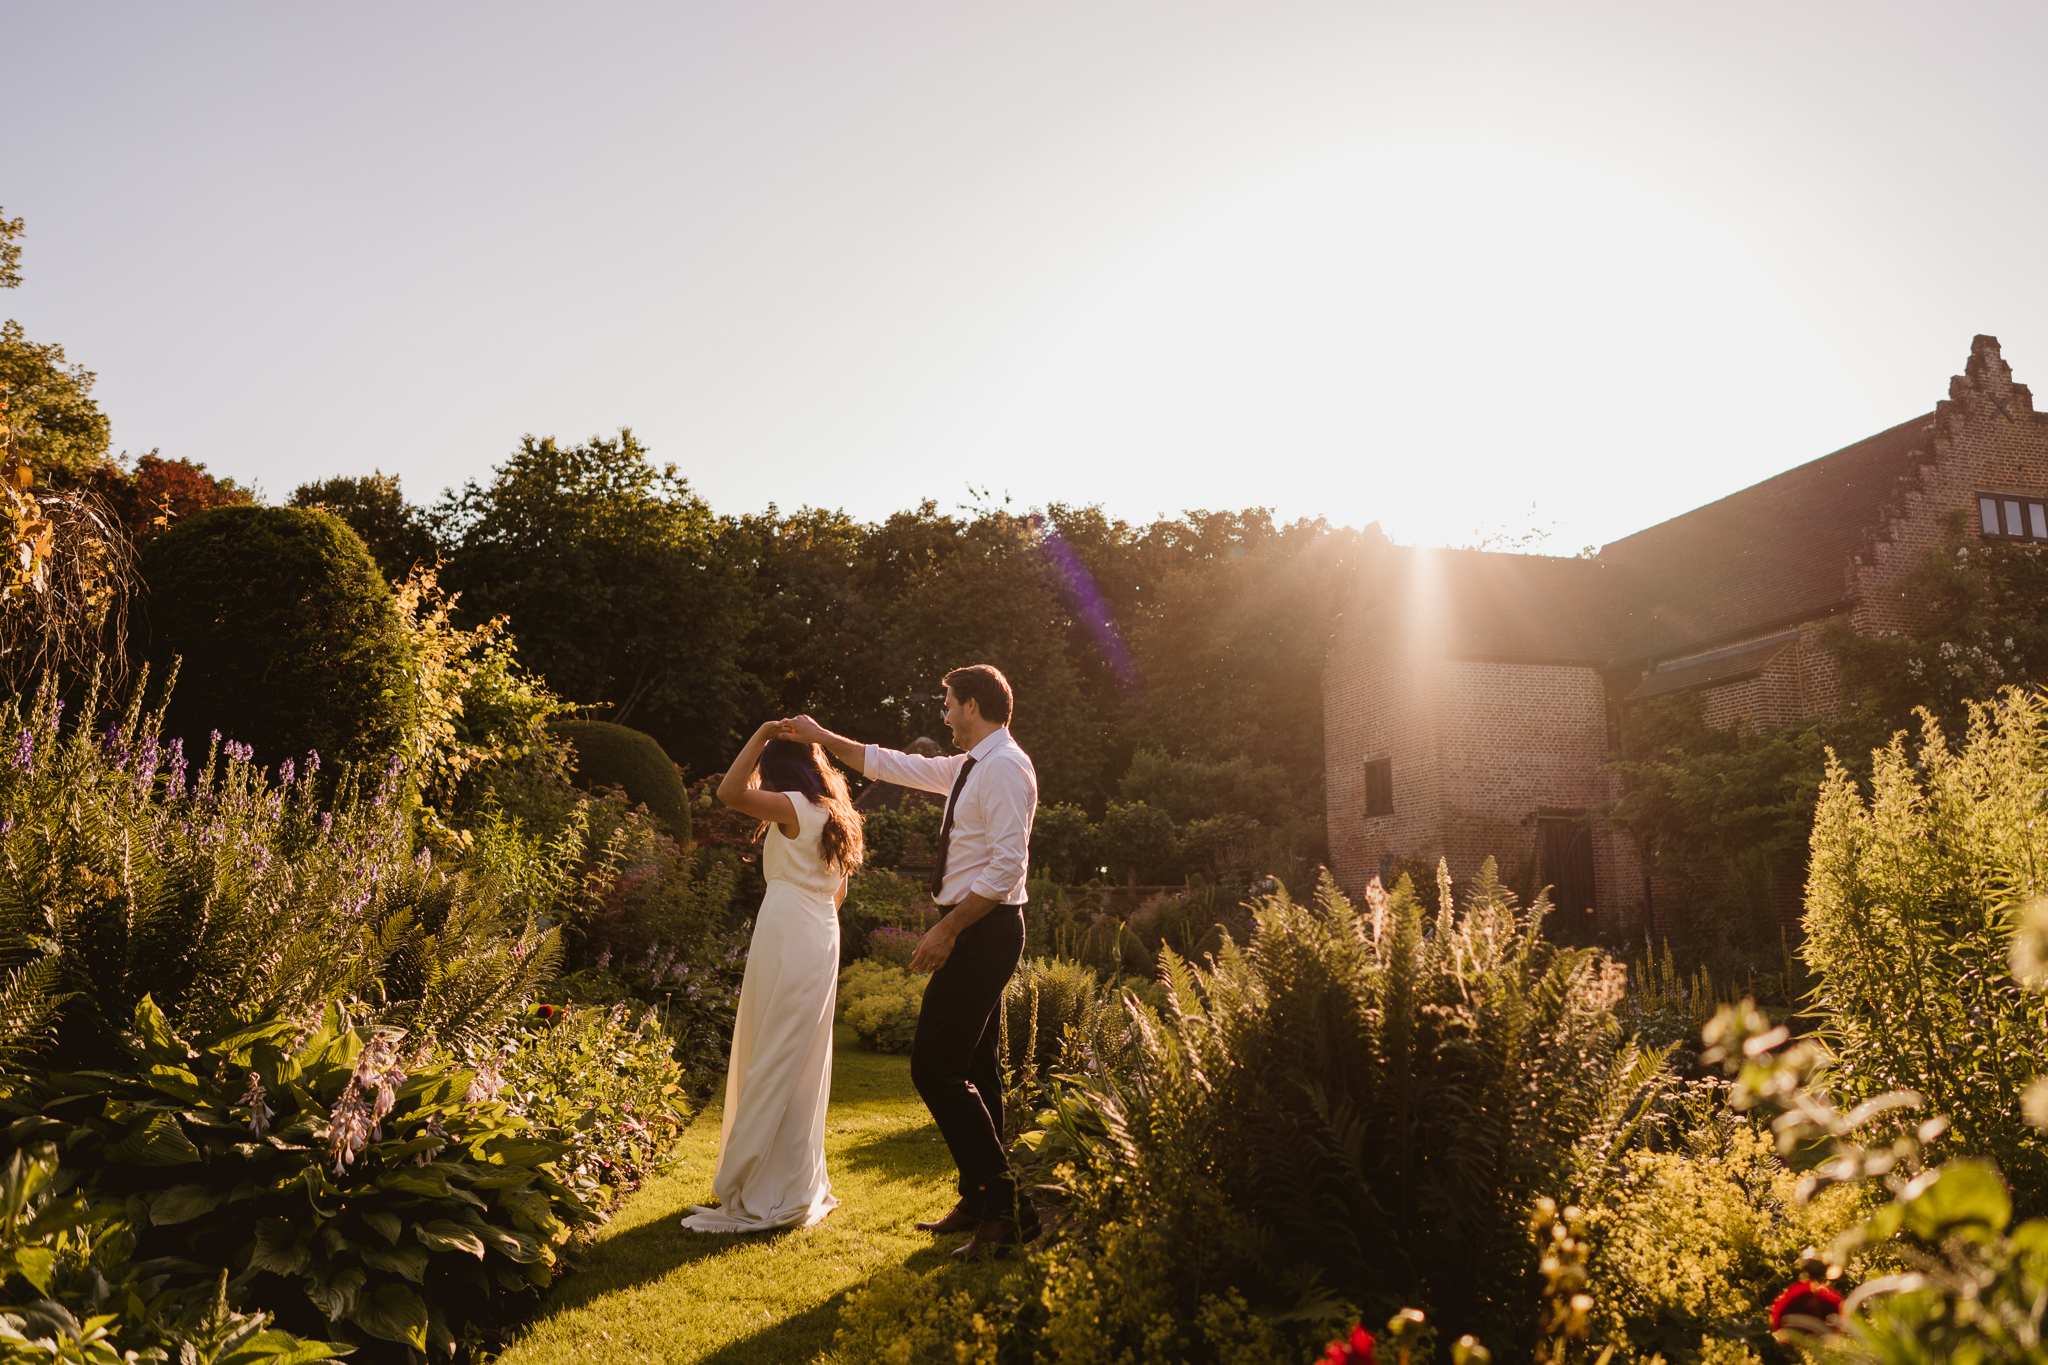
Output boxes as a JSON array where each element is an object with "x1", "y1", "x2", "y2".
[{"x1": 755, "y1": 738, "x2": 864, "y2": 873}]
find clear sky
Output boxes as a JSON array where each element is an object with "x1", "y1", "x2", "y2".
[{"x1": 6, "y1": 1, "x2": 2046, "y2": 551}]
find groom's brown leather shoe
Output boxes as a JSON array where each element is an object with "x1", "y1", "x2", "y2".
[
  {"x1": 915, "y1": 1200, "x2": 978, "y2": 1235},
  {"x1": 949, "y1": 1207, "x2": 1042, "y2": 1261}
]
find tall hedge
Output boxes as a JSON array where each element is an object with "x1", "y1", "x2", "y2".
[
  {"x1": 553, "y1": 718, "x2": 691, "y2": 840},
  {"x1": 134, "y1": 505, "x2": 414, "y2": 770}
]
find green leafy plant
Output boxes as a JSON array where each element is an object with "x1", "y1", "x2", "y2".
[
  {"x1": 548, "y1": 720, "x2": 688, "y2": 838},
  {"x1": 836, "y1": 962, "x2": 926, "y2": 1054},
  {"x1": 1020, "y1": 862, "x2": 1673, "y2": 1358},
  {"x1": 133, "y1": 505, "x2": 416, "y2": 771},
  {"x1": 497, "y1": 1001, "x2": 691, "y2": 1206},
  {"x1": 3, "y1": 996, "x2": 597, "y2": 1360},
  {"x1": 1802, "y1": 689, "x2": 2048, "y2": 1214}
]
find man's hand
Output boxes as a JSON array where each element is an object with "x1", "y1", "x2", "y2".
[
  {"x1": 782, "y1": 714, "x2": 831, "y2": 744},
  {"x1": 910, "y1": 921, "x2": 957, "y2": 973}
]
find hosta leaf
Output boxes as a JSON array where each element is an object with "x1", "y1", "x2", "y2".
[
  {"x1": 149, "y1": 1183, "x2": 223, "y2": 1225},
  {"x1": 217, "y1": 1330, "x2": 350, "y2": 1365},
  {"x1": 357, "y1": 1242, "x2": 431, "y2": 1282},
  {"x1": 305, "y1": 1266, "x2": 365, "y2": 1322},
  {"x1": 467, "y1": 1169, "x2": 538, "y2": 1190},
  {"x1": 107, "y1": 1111, "x2": 200, "y2": 1166},
  {"x1": 477, "y1": 1136, "x2": 569, "y2": 1167},
  {"x1": 495, "y1": 1188, "x2": 554, "y2": 1228},
  {"x1": 145, "y1": 1066, "x2": 211, "y2": 1105},
  {"x1": 413, "y1": 1219, "x2": 486, "y2": 1258},
  {"x1": 248, "y1": 1218, "x2": 310, "y2": 1276},
  {"x1": 374, "y1": 1135, "x2": 446, "y2": 1164},
  {"x1": 130, "y1": 996, "x2": 182, "y2": 1062},
  {"x1": 376, "y1": 1168, "x2": 451, "y2": 1198},
  {"x1": 212, "y1": 1019, "x2": 306, "y2": 1061},
  {"x1": 346, "y1": 1285, "x2": 425, "y2": 1342},
  {"x1": 475, "y1": 1223, "x2": 542, "y2": 1263},
  {"x1": 361, "y1": 1210, "x2": 402, "y2": 1245}
]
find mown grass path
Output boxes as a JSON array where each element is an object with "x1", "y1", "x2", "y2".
[{"x1": 499, "y1": 1026, "x2": 1002, "y2": 1363}]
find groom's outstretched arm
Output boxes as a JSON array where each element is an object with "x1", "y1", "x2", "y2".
[{"x1": 780, "y1": 715, "x2": 867, "y2": 774}]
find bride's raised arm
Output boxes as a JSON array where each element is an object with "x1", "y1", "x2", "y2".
[{"x1": 717, "y1": 721, "x2": 801, "y2": 830}]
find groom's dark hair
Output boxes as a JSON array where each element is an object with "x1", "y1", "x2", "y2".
[{"x1": 944, "y1": 664, "x2": 1013, "y2": 725}]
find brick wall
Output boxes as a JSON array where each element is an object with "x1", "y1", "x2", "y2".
[
  {"x1": 1852, "y1": 337, "x2": 2048, "y2": 636},
  {"x1": 1324, "y1": 586, "x2": 1642, "y2": 931}
]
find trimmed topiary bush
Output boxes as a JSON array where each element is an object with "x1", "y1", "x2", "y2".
[
  {"x1": 551, "y1": 718, "x2": 689, "y2": 839},
  {"x1": 134, "y1": 505, "x2": 413, "y2": 769}
]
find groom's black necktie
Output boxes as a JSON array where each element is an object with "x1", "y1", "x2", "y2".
[{"x1": 928, "y1": 758, "x2": 978, "y2": 900}]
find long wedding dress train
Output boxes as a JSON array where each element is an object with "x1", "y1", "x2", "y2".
[{"x1": 681, "y1": 793, "x2": 840, "y2": 1232}]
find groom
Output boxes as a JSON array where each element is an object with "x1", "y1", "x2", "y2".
[{"x1": 783, "y1": 663, "x2": 1040, "y2": 1258}]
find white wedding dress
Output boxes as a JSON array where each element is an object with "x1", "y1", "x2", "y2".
[{"x1": 682, "y1": 792, "x2": 841, "y2": 1232}]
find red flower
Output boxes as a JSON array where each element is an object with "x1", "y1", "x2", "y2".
[
  {"x1": 1769, "y1": 1281, "x2": 1844, "y2": 1339},
  {"x1": 1324, "y1": 1325, "x2": 1375, "y2": 1364},
  {"x1": 534, "y1": 1003, "x2": 558, "y2": 1022}
]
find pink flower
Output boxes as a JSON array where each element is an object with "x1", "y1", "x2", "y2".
[
  {"x1": 1769, "y1": 1281, "x2": 1844, "y2": 1340},
  {"x1": 1324, "y1": 1325, "x2": 1375, "y2": 1364}
]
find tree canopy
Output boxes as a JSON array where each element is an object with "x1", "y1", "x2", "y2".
[{"x1": 435, "y1": 431, "x2": 754, "y2": 777}]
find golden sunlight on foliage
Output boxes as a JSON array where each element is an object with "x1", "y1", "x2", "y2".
[
  {"x1": 0, "y1": 381, "x2": 130, "y2": 688},
  {"x1": 391, "y1": 563, "x2": 573, "y2": 848}
]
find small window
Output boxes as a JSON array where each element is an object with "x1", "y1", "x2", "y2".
[
  {"x1": 1978, "y1": 492, "x2": 2048, "y2": 543},
  {"x1": 1363, "y1": 757, "x2": 1393, "y2": 817}
]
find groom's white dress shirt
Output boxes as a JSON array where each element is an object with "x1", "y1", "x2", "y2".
[{"x1": 863, "y1": 728, "x2": 1037, "y2": 906}]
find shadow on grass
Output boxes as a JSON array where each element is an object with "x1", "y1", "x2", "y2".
[
  {"x1": 834, "y1": 1115, "x2": 947, "y2": 1174},
  {"x1": 536, "y1": 1218, "x2": 802, "y2": 1317},
  {"x1": 688, "y1": 1245, "x2": 1011, "y2": 1365}
]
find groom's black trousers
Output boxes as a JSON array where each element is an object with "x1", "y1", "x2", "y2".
[{"x1": 911, "y1": 903, "x2": 1025, "y2": 1219}]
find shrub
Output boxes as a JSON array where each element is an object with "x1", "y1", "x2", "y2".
[
  {"x1": 1803, "y1": 690, "x2": 2048, "y2": 1212},
  {"x1": 2, "y1": 997, "x2": 597, "y2": 1359},
  {"x1": 134, "y1": 505, "x2": 415, "y2": 769},
  {"x1": 1579, "y1": 1100, "x2": 1867, "y2": 1362},
  {"x1": 1025, "y1": 863, "x2": 1673, "y2": 1356},
  {"x1": 551, "y1": 719, "x2": 690, "y2": 839},
  {"x1": 831, "y1": 1265, "x2": 1002, "y2": 1364},
  {"x1": 859, "y1": 804, "x2": 939, "y2": 873},
  {"x1": 1098, "y1": 800, "x2": 1178, "y2": 884},
  {"x1": 866, "y1": 926, "x2": 919, "y2": 968},
  {"x1": 838, "y1": 867, "x2": 934, "y2": 967},
  {"x1": 837, "y1": 961, "x2": 926, "y2": 1054},
  {"x1": 498, "y1": 1001, "x2": 692, "y2": 1205},
  {"x1": 1118, "y1": 748, "x2": 1292, "y2": 825},
  {"x1": 0, "y1": 679, "x2": 555, "y2": 1073},
  {"x1": 1000, "y1": 956, "x2": 1122, "y2": 1081},
  {"x1": 0, "y1": 1145, "x2": 343, "y2": 1363},
  {"x1": 1029, "y1": 802, "x2": 1097, "y2": 883}
]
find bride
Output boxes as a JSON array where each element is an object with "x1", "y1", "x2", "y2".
[{"x1": 682, "y1": 721, "x2": 864, "y2": 1233}]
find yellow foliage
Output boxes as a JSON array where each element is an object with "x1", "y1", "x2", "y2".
[
  {"x1": 830, "y1": 1265, "x2": 999, "y2": 1365},
  {"x1": 1585, "y1": 1116, "x2": 1866, "y2": 1363},
  {"x1": 837, "y1": 961, "x2": 927, "y2": 1054}
]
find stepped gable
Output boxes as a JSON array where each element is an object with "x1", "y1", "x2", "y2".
[
  {"x1": 1598, "y1": 411, "x2": 1938, "y2": 661},
  {"x1": 1419, "y1": 546, "x2": 1619, "y2": 665}
]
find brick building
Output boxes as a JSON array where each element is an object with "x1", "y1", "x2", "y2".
[{"x1": 1324, "y1": 335, "x2": 2048, "y2": 936}]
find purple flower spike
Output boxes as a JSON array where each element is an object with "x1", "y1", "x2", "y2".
[
  {"x1": 12, "y1": 729, "x2": 32, "y2": 771},
  {"x1": 279, "y1": 758, "x2": 295, "y2": 786},
  {"x1": 306, "y1": 749, "x2": 321, "y2": 774}
]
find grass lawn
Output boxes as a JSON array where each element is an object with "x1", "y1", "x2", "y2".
[{"x1": 497, "y1": 1025, "x2": 1015, "y2": 1364}]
